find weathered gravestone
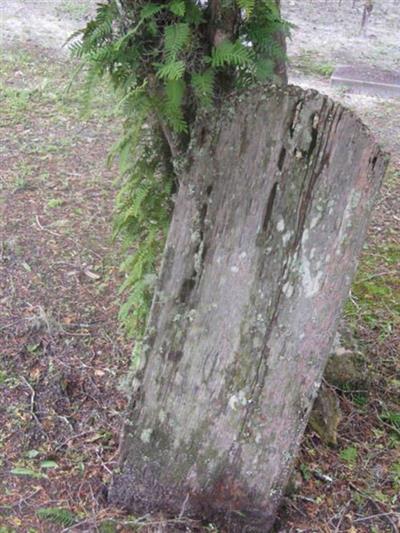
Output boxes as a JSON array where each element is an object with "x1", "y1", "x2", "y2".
[
  {"x1": 110, "y1": 84, "x2": 388, "y2": 532},
  {"x1": 331, "y1": 64, "x2": 400, "y2": 98}
]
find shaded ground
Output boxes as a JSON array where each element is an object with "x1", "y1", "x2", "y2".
[
  {"x1": 0, "y1": 1, "x2": 399, "y2": 532},
  {"x1": 0, "y1": 41, "x2": 132, "y2": 531}
]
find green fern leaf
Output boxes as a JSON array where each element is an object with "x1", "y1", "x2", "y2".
[
  {"x1": 237, "y1": 0, "x2": 255, "y2": 18},
  {"x1": 156, "y1": 60, "x2": 186, "y2": 80},
  {"x1": 37, "y1": 508, "x2": 76, "y2": 527},
  {"x1": 254, "y1": 57, "x2": 274, "y2": 80},
  {"x1": 210, "y1": 41, "x2": 253, "y2": 68},
  {"x1": 165, "y1": 79, "x2": 185, "y2": 108},
  {"x1": 191, "y1": 69, "x2": 215, "y2": 106},
  {"x1": 166, "y1": 109, "x2": 187, "y2": 133},
  {"x1": 258, "y1": 0, "x2": 281, "y2": 19},
  {"x1": 185, "y1": 1, "x2": 204, "y2": 25},
  {"x1": 140, "y1": 3, "x2": 163, "y2": 20},
  {"x1": 168, "y1": 0, "x2": 186, "y2": 17},
  {"x1": 164, "y1": 23, "x2": 190, "y2": 60},
  {"x1": 72, "y1": 0, "x2": 290, "y2": 339}
]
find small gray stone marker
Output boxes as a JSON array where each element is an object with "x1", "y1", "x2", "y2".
[{"x1": 331, "y1": 65, "x2": 400, "y2": 97}]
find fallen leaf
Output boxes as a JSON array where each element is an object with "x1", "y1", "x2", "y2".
[{"x1": 84, "y1": 269, "x2": 101, "y2": 280}]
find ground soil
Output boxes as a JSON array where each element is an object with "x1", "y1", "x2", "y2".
[{"x1": 0, "y1": 1, "x2": 399, "y2": 532}]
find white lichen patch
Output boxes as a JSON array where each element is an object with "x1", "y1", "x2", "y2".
[
  {"x1": 277, "y1": 218, "x2": 285, "y2": 232},
  {"x1": 190, "y1": 229, "x2": 201, "y2": 244},
  {"x1": 283, "y1": 281, "x2": 294, "y2": 298},
  {"x1": 350, "y1": 191, "x2": 362, "y2": 209},
  {"x1": 187, "y1": 309, "x2": 197, "y2": 322},
  {"x1": 228, "y1": 395, "x2": 239, "y2": 411},
  {"x1": 310, "y1": 214, "x2": 321, "y2": 229},
  {"x1": 335, "y1": 196, "x2": 355, "y2": 255},
  {"x1": 131, "y1": 377, "x2": 141, "y2": 392},
  {"x1": 300, "y1": 255, "x2": 323, "y2": 297},
  {"x1": 194, "y1": 240, "x2": 204, "y2": 273},
  {"x1": 282, "y1": 231, "x2": 292, "y2": 246},
  {"x1": 140, "y1": 428, "x2": 153, "y2": 443},
  {"x1": 230, "y1": 265, "x2": 239, "y2": 273},
  {"x1": 228, "y1": 390, "x2": 248, "y2": 411},
  {"x1": 238, "y1": 390, "x2": 247, "y2": 405},
  {"x1": 253, "y1": 337, "x2": 263, "y2": 349},
  {"x1": 301, "y1": 228, "x2": 309, "y2": 246}
]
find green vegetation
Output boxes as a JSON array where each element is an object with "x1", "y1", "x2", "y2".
[
  {"x1": 292, "y1": 50, "x2": 334, "y2": 77},
  {"x1": 56, "y1": 0, "x2": 92, "y2": 19},
  {"x1": 339, "y1": 445, "x2": 358, "y2": 465},
  {"x1": 47, "y1": 198, "x2": 64, "y2": 209},
  {"x1": 73, "y1": 0, "x2": 290, "y2": 336},
  {"x1": 345, "y1": 242, "x2": 399, "y2": 336},
  {"x1": 36, "y1": 508, "x2": 77, "y2": 527}
]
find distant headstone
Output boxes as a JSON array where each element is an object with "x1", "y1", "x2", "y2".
[{"x1": 331, "y1": 65, "x2": 400, "y2": 97}]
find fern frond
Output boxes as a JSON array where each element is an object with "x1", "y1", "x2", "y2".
[
  {"x1": 37, "y1": 508, "x2": 76, "y2": 527},
  {"x1": 210, "y1": 41, "x2": 253, "y2": 68},
  {"x1": 156, "y1": 60, "x2": 186, "y2": 80},
  {"x1": 237, "y1": 0, "x2": 255, "y2": 18},
  {"x1": 71, "y1": 0, "x2": 289, "y2": 338},
  {"x1": 80, "y1": 64, "x2": 102, "y2": 113},
  {"x1": 254, "y1": 57, "x2": 274, "y2": 80},
  {"x1": 165, "y1": 79, "x2": 185, "y2": 108},
  {"x1": 184, "y1": 1, "x2": 204, "y2": 25},
  {"x1": 168, "y1": 0, "x2": 186, "y2": 17},
  {"x1": 164, "y1": 23, "x2": 190, "y2": 60},
  {"x1": 191, "y1": 69, "x2": 214, "y2": 106},
  {"x1": 140, "y1": 3, "x2": 163, "y2": 20},
  {"x1": 166, "y1": 108, "x2": 188, "y2": 133}
]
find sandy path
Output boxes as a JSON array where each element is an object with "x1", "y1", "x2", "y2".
[
  {"x1": 283, "y1": 0, "x2": 400, "y2": 71},
  {"x1": 0, "y1": 0, "x2": 94, "y2": 54}
]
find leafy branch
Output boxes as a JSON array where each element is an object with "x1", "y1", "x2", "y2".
[{"x1": 71, "y1": 0, "x2": 289, "y2": 337}]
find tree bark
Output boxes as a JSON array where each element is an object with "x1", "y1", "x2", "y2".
[
  {"x1": 109, "y1": 84, "x2": 387, "y2": 531},
  {"x1": 273, "y1": 0, "x2": 288, "y2": 84}
]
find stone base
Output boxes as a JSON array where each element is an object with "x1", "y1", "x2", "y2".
[{"x1": 331, "y1": 65, "x2": 400, "y2": 98}]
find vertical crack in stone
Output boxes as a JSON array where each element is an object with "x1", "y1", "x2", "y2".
[
  {"x1": 262, "y1": 182, "x2": 278, "y2": 233},
  {"x1": 278, "y1": 146, "x2": 286, "y2": 171},
  {"x1": 292, "y1": 98, "x2": 337, "y2": 251}
]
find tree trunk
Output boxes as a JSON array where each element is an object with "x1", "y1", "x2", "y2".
[
  {"x1": 109, "y1": 84, "x2": 387, "y2": 531},
  {"x1": 273, "y1": 0, "x2": 288, "y2": 84}
]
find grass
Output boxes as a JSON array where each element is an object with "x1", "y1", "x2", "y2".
[
  {"x1": 47, "y1": 198, "x2": 64, "y2": 209},
  {"x1": 292, "y1": 50, "x2": 335, "y2": 77},
  {"x1": 0, "y1": 41, "x2": 129, "y2": 532},
  {"x1": 345, "y1": 242, "x2": 400, "y2": 336},
  {"x1": 55, "y1": 0, "x2": 92, "y2": 20},
  {"x1": 0, "y1": 48, "x2": 115, "y2": 125},
  {"x1": 11, "y1": 162, "x2": 34, "y2": 192}
]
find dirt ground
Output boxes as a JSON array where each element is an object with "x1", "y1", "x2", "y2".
[
  {"x1": 0, "y1": 1, "x2": 94, "y2": 53},
  {"x1": 0, "y1": 1, "x2": 399, "y2": 531}
]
